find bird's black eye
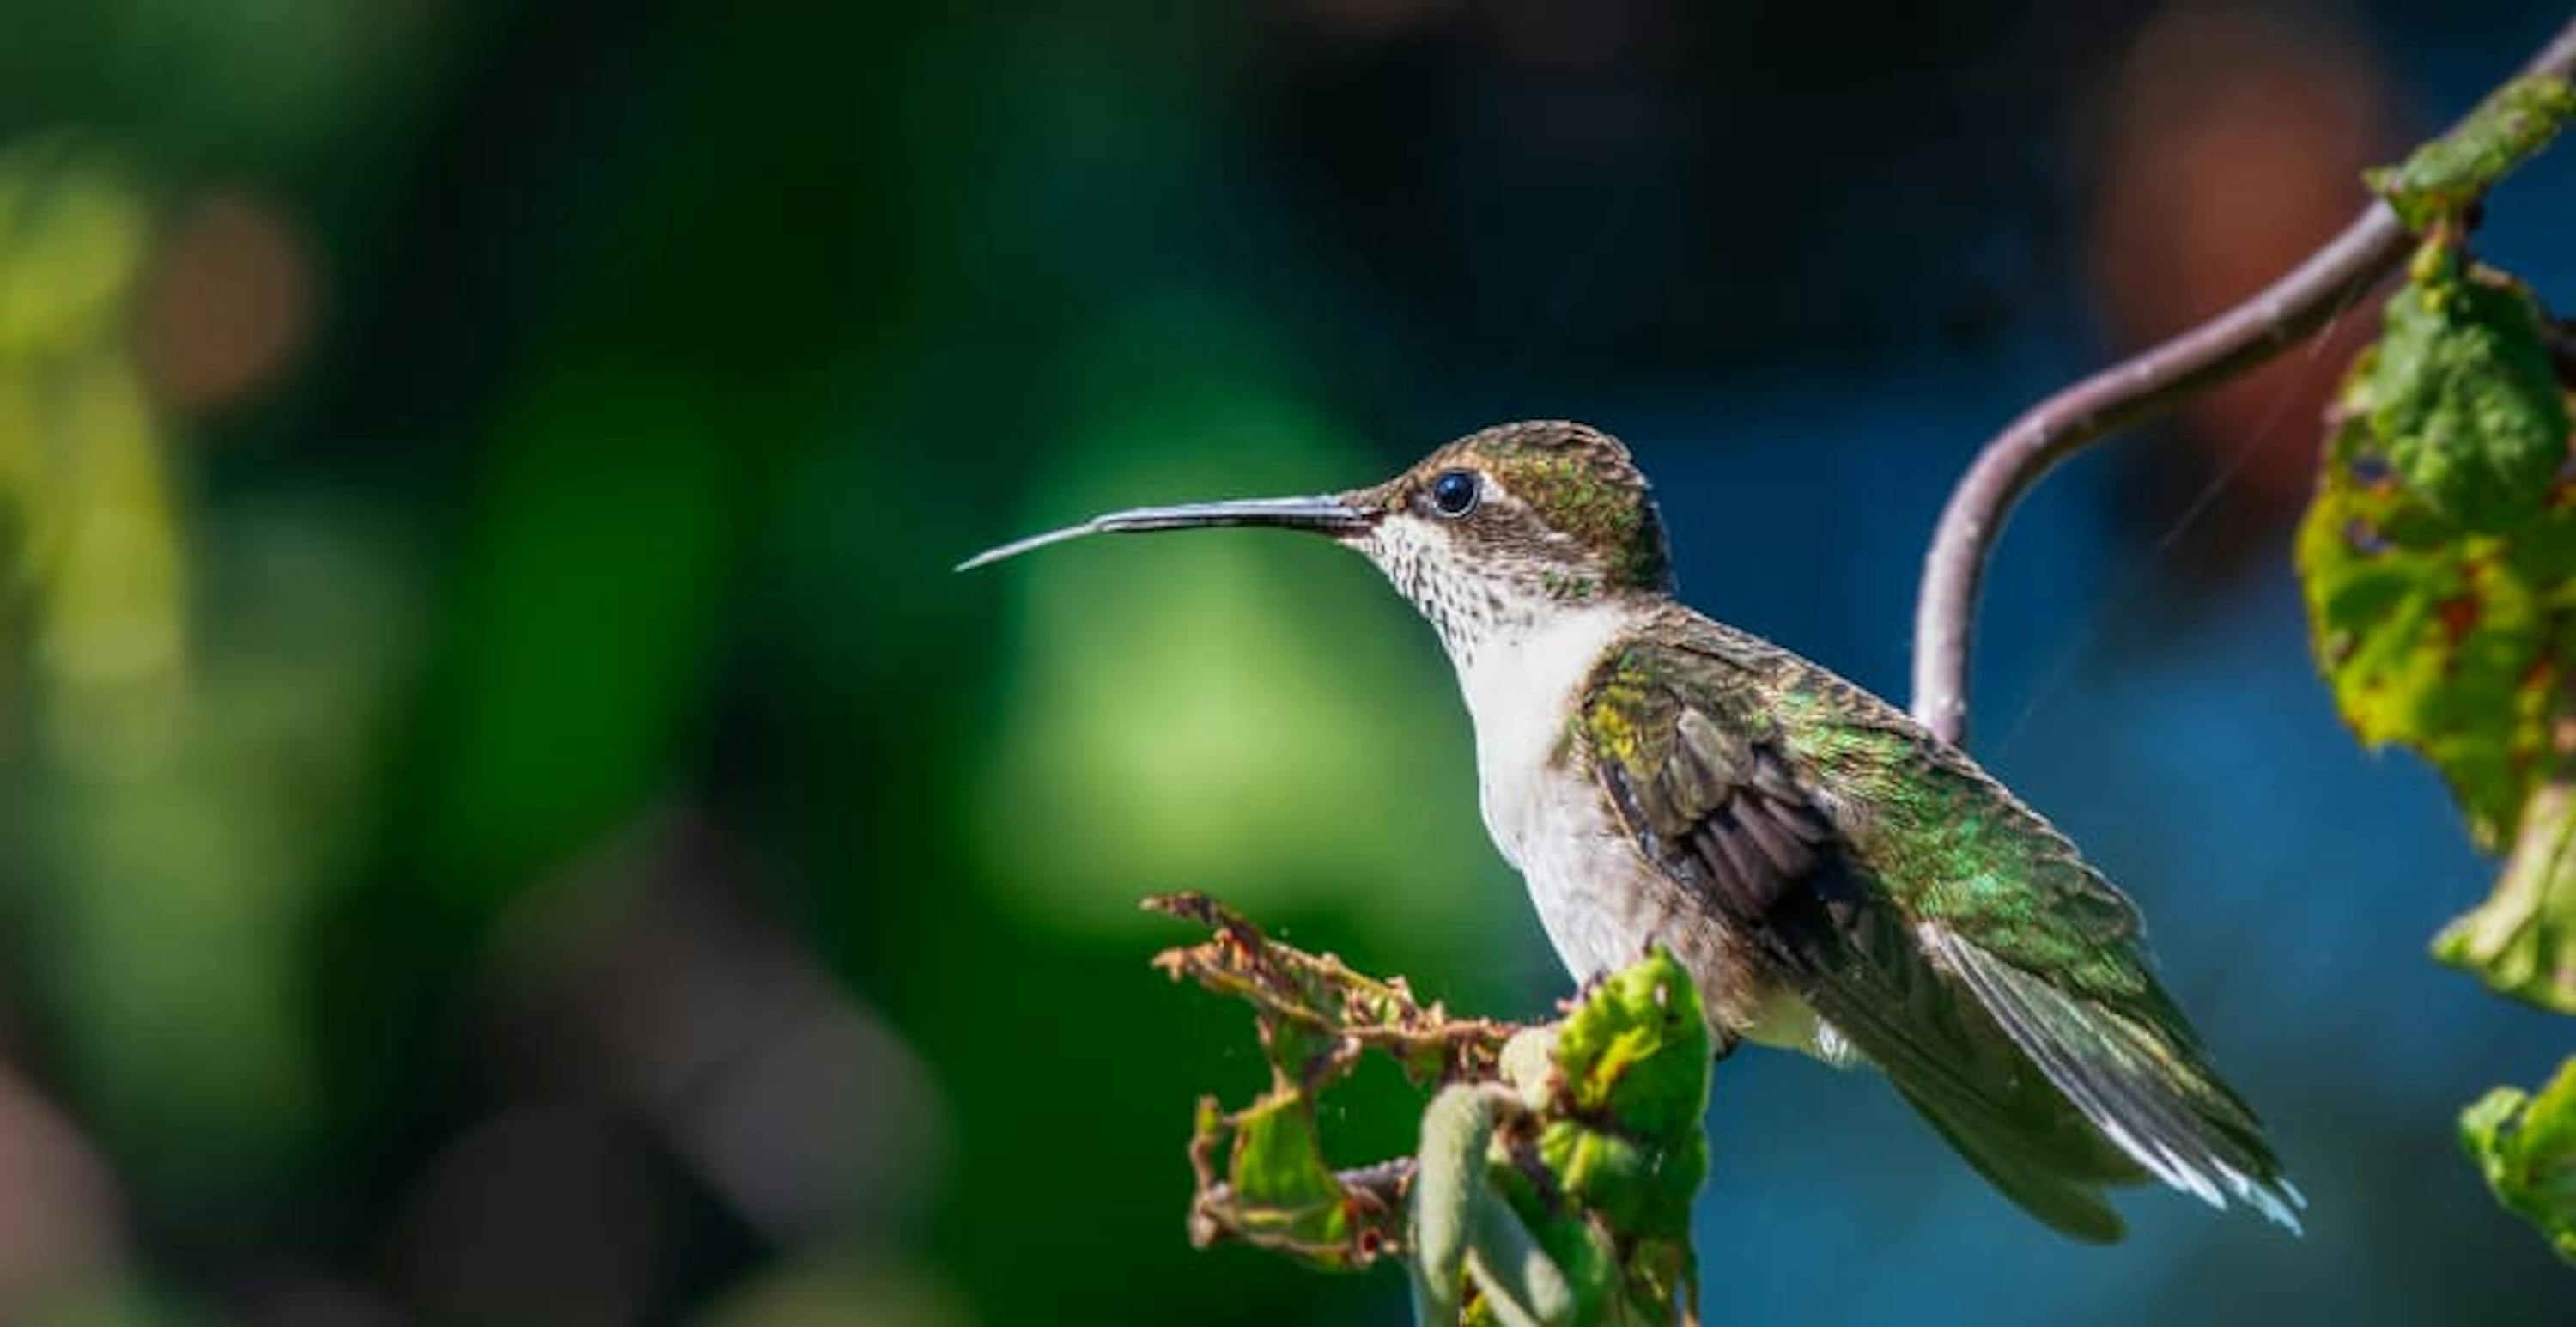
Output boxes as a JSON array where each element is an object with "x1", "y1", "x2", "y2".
[{"x1": 1429, "y1": 469, "x2": 1479, "y2": 518}]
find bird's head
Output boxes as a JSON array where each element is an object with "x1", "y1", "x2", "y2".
[{"x1": 959, "y1": 420, "x2": 1674, "y2": 660}]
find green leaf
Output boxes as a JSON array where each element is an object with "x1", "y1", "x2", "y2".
[
  {"x1": 2366, "y1": 245, "x2": 2572, "y2": 533},
  {"x1": 1552, "y1": 947, "x2": 1711, "y2": 1142},
  {"x1": 2293, "y1": 365, "x2": 2576, "y2": 849},
  {"x1": 1532, "y1": 953, "x2": 1707, "y2": 1319},
  {"x1": 2366, "y1": 72, "x2": 2576, "y2": 232},
  {"x1": 1217, "y1": 1087, "x2": 1352, "y2": 1254},
  {"x1": 2460, "y1": 1056, "x2": 2576, "y2": 1265}
]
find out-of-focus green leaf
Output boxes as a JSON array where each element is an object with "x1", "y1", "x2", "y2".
[
  {"x1": 2368, "y1": 245, "x2": 2570, "y2": 532},
  {"x1": 970, "y1": 308, "x2": 1492, "y2": 949},
  {"x1": 5, "y1": 0, "x2": 453, "y2": 168},
  {"x1": 416, "y1": 367, "x2": 730, "y2": 897},
  {"x1": 2460, "y1": 1056, "x2": 2576, "y2": 1265},
  {"x1": 2367, "y1": 72, "x2": 2576, "y2": 232},
  {"x1": 0, "y1": 141, "x2": 186, "y2": 774},
  {"x1": 0, "y1": 139, "x2": 149, "y2": 355},
  {"x1": 34, "y1": 506, "x2": 418, "y2": 1206}
]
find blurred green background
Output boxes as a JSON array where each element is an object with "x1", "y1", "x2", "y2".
[{"x1": 1, "y1": 0, "x2": 2573, "y2": 1323}]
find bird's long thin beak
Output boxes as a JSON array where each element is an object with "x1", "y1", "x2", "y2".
[{"x1": 955, "y1": 495, "x2": 1374, "y2": 571}]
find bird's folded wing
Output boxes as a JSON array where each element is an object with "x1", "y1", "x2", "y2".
[{"x1": 1577, "y1": 638, "x2": 2297, "y2": 1239}]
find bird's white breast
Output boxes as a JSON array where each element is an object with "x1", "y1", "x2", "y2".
[
  {"x1": 1451, "y1": 604, "x2": 1648, "y2": 982},
  {"x1": 1438, "y1": 599, "x2": 1826, "y2": 1053}
]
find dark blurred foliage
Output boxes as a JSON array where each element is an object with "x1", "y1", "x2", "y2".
[{"x1": 0, "y1": 1, "x2": 2571, "y2": 1324}]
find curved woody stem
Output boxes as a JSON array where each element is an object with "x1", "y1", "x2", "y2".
[{"x1": 1909, "y1": 16, "x2": 2576, "y2": 746}]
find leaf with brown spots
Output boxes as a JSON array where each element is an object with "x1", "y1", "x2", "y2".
[{"x1": 2295, "y1": 249, "x2": 2576, "y2": 1012}]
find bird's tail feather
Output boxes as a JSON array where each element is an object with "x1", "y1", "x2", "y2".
[
  {"x1": 1927, "y1": 928, "x2": 2306, "y2": 1233},
  {"x1": 1889, "y1": 1080, "x2": 2140, "y2": 1244}
]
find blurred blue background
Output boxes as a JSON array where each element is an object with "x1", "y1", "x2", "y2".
[{"x1": 0, "y1": 0, "x2": 2571, "y2": 1323}]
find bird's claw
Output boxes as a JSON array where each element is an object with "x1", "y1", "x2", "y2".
[{"x1": 1564, "y1": 969, "x2": 1610, "y2": 1015}]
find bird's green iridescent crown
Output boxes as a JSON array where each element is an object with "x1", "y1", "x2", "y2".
[{"x1": 1429, "y1": 420, "x2": 1673, "y2": 592}]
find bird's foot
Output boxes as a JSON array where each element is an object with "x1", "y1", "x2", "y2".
[{"x1": 1561, "y1": 970, "x2": 1609, "y2": 1017}]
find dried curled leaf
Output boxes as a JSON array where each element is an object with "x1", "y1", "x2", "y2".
[
  {"x1": 2460, "y1": 1057, "x2": 2576, "y2": 1264},
  {"x1": 1150, "y1": 893, "x2": 1710, "y2": 1325},
  {"x1": 1188, "y1": 1087, "x2": 1360, "y2": 1263},
  {"x1": 2366, "y1": 72, "x2": 2576, "y2": 232},
  {"x1": 1145, "y1": 890, "x2": 1512, "y2": 1086},
  {"x1": 1146, "y1": 891, "x2": 1512, "y2": 1271}
]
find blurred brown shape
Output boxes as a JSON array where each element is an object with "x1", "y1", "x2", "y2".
[
  {"x1": 2089, "y1": 1, "x2": 2396, "y2": 526},
  {"x1": 384, "y1": 1105, "x2": 667, "y2": 1327},
  {"x1": 486, "y1": 808, "x2": 951, "y2": 1242},
  {"x1": 234, "y1": 1264, "x2": 404, "y2": 1327},
  {"x1": 382, "y1": 807, "x2": 961, "y2": 1323},
  {"x1": 0, "y1": 1068, "x2": 125, "y2": 1312},
  {"x1": 143, "y1": 190, "x2": 315, "y2": 416}
]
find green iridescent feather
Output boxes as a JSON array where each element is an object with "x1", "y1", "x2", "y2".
[{"x1": 1574, "y1": 609, "x2": 2298, "y2": 1239}]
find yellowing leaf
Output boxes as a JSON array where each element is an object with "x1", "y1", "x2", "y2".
[
  {"x1": 2460, "y1": 1056, "x2": 2576, "y2": 1264},
  {"x1": 2293, "y1": 370, "x2": 2576, "y2": 849},
  {"x1": 2434, "y1": 777, "x2": 2576, "y2": 1014}
]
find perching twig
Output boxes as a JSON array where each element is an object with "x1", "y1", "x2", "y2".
[{"x1": 1909, "y1": 16, "x2": 2576, "y2": 746}]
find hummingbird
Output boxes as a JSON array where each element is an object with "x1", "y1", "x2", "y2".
[{"x1": 961, "y1": 420, "x2": 2300, "y2": 1241}]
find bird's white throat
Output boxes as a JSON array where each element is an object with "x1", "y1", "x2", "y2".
[
  {"x1": 1446, "y1": 601, "x2": 1637, "y2": 869},
  {"x1": 1354, "y1": 520, "x2": 1644, "y2": 868}
]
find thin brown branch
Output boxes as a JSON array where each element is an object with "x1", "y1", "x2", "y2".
[{"x1": 1909, "y1": 17, "x2": 2576, "y2": 746}]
